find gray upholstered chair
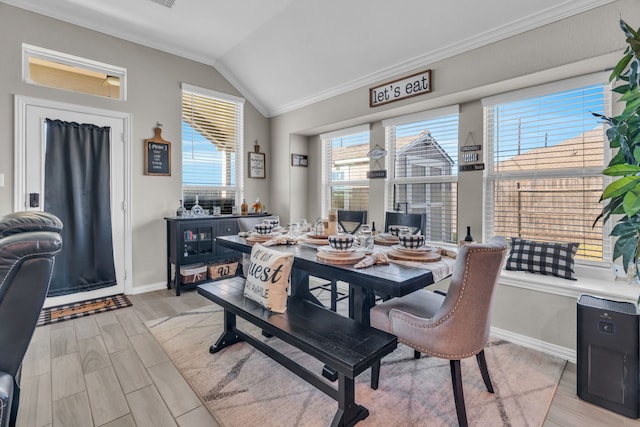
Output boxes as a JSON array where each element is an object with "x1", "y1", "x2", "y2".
[
  {"x1": 369, "y1": 236, "x2": 507, "y2": 427},
  {"x1": 0, "y1": 212, "x2": 63, "y2": 427}
]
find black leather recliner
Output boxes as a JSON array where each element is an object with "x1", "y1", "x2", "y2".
[{"x1": 0, "y1": 212, "x2": 62, "y2": 427}]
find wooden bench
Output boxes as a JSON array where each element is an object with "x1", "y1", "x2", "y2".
[{"x1": 198, "y1": 277, "x2": 397, "y2": 427}]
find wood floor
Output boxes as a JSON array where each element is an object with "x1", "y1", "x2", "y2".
[{"x1": 15, "y1": 287, "x2": 640, "y2": 427}]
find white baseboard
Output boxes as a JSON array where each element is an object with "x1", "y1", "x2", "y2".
[
  {"x1": 491, "y1": 326, "x2": 576, "y2": 364},
  {"x1": 128, "y1": 281, "x2": 168, "y2": 295}
]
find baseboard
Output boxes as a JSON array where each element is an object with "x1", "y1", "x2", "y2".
[
  {"x1": 129, "y1": 281, "x2": 168, "y2": 295},
  {"x1": 491, "y1": 326, "x2": 576, "y2": 364}
]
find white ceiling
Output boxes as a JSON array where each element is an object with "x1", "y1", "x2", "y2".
[{"x1": 3, "y1": 0, "x2": 614, "y2": 117}]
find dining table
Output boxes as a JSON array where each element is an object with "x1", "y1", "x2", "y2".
[{"x1": 216, "y1": 234, "x2": 440, "y2": 326}]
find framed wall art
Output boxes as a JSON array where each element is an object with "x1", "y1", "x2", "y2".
[
  {"x1": 291, "y1": 154, "x2": 308, "y2": 167},
  {"x1": 248, "y1": 151, "x2": 266, "y2": 178}
]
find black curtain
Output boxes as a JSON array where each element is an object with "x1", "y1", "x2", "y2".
[{"x1": 44, "y1": 119, "x2": 117, "y2": 296}]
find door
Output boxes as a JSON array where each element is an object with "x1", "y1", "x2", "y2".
[{"x1": 15, "y1": 96, "x2": 131, "y2": 308}]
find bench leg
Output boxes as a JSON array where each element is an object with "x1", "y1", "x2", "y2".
[
  {"x1": 331, "y1": 373, "x2": 368, "y2": 427},
  {"x1": 209, "y1": 310, "x2": 243, "y2": 354}
]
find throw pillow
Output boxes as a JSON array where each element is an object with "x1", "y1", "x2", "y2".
[
  {"x1": 505, "y1": 237, "x2": 579, "y2": 280},
  {"x1": 243, "y1": 243, "x2": 294, "y2": 313}
]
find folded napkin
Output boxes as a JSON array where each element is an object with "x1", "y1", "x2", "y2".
[
  {"x1": 262, "y1": 236, "x2": 297, "y2": 247},
  {"x1": 436, "y1": 247, "x2": 457, "y2": 259},
  {"x1": 354, "y1": 251, "x2": 389, "y2": 268}
]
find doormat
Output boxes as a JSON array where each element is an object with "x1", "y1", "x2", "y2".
[{"x1": 37, "y1": 294, "x2": 132, "y2": 327}]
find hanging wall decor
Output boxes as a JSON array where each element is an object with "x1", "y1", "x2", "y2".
[
  {"x1": 248, "y1": 140, "x2": 266, "y2": 178},
  {"x1": 144, "y1": 124, "x2": 171, "y2": 176}
]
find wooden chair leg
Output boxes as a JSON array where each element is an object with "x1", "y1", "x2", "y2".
[
  {"x1": 450, "y1": 360, "x2": 468, "y2": 427},
  {"x1": 370, "y1": 360, "x2": 380, "y2": 390},
  {"x1": 476, "y1": 349, "x2": 494, "y2": 393},
  {"x1": 414, "y1": 350, "x2": 421, "y2": 359}
]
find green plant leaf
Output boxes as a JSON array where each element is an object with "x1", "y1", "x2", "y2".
[
  {"x1": 603, "y1": 176, "x2": 640, "y2": 200},
  {"x1": 612, "y1": 53, "x2": 633, "y2": 81},
  {"x1": 603, "y1": 164, "x2": 640, "y2": 176},
  {"x1": 624, "y1": 189, "x2": 640, "y2": 217}
]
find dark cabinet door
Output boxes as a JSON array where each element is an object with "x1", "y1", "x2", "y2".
[{"x1": 216, "y1": 220, "x2": 239, "y2": 258}]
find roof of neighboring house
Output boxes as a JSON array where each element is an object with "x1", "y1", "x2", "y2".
[{"x1": 496, "y1": 127, "x2": 604, "y2": 172}]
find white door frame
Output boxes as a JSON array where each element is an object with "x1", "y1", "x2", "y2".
[{"x1": 14, "y1": 95, "x2": 133, "y2": 300}]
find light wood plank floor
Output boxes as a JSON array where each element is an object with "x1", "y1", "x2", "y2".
[{"x1": 15, "y1": 287, "x2": 640, "y2": 427}]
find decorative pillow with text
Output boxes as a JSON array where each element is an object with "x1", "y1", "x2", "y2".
[
  {"x1": 505, "y1": 237, "x2": 579, "y2": 280},
  {"x1": 243, "y1": 243, "x2": 293, "y2": 313}
]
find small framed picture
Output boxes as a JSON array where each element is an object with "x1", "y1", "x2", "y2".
[
  {"x1": 291, "y1": 154, "x2": 308, "y2": 167},
  {"x1": 248, "y1": 151, "x2": 266, "y2": 178}
]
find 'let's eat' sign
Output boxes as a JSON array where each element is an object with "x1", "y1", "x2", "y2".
[{"x1": 369, "y1": 69, "x2": 432, "y2": 107}]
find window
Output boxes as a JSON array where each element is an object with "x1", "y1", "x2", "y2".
[
  {"x1": 383, "y1": 106, "x2": 459, "y2": 244},
  {"x1": 321, "y1": 125, "x2": 370, "y2": 214},
  {"x1": 181, "y1": 84, "x2": 244, "y2": 212},
  {"x1": 483, "y1": 73, "x2": 611, "y2": 264},
  {"x1": 23, "y1": 44, "x2": 126, "y2": 100}
]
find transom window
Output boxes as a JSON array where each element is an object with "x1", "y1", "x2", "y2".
[
  {"x1": 23, "y1": 44, "x2": 126, "y2": 100},
  {"x1": 181, "y1": 84, "x2": 244, "y2": 212},
  {"x1": 483, "y1": 73, "x2": 611, "y2": 264},
  {"x1": 383, "y1": 106, "x2": 459, "y2": 244},
  {"x1": 321, "y1": 125, "x2": 370, "y2": 214}
]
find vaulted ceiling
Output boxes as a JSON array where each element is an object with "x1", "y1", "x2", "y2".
[{"x1": 2, "y1": 0, "x2": 615, "y2": 117}]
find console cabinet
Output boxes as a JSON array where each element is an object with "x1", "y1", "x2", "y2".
[{"x1": 165, "y1": 215, "x2": 265, "y2": 295}]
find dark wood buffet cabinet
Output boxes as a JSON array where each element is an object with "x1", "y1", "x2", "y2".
[{"x1": 165, "y1": 214, "x2": 267, "y2": 295}]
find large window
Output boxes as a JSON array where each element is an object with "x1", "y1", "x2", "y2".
[
  {"x1": 384, "y1": 106, "x2": 459, "y2": 244},
  {"x1": 483, "y1": 74, "x2": 611, "y2": 264},
  {"x1": 181, "y1": 84, "x2": 244, "y2": 212},
  {"x1": 321, "y1": 125, "x2": 370, "y2": 214}
]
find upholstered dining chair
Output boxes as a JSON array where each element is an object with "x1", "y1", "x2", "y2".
[
  {"x1": 237, "y1": 215, "x2": 280, "y2": 233},
  {"x1": 0, "y1": 211, "x2": 63, "y2": 427},
  {"x1": 384, "y1": 212, "x2": 425, "y2": 235},
  {"x1": 369, "y1": 236, "x2": 507, "y2": 427}
]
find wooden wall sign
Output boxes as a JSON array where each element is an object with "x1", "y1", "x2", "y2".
[
  {"x1": 370, "y1": 69, "x2": 432, "y2": 107},
  {"x1": 144, "y1": 127, "x2": 171, "y2": 176}
]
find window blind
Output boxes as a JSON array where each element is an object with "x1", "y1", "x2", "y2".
[
  {"x1": 181, "y1": 84, "x2": 244, "y2": 203},
  {"x1": 384, "y1": 107, "x2": 459, "y2": 244},
  {"x1": 321, "y1": 125, "x2": 370, "y2": 214},
  {"x1": 483, "y1": 74, "x2": 611, "y2": 264}
]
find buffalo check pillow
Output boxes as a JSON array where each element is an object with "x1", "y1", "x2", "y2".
[{"x1": 505, "y1": 238, "x2": 579, "y2": 280}]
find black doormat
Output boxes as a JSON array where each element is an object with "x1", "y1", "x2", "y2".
[{"x1": 37, "y1": 294, "x2": 132, "y2": 327}]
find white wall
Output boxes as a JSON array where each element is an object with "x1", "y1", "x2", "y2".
[
  {"x1": 0, "y1": 4, "x2": 270, "y2": 291},
  {"x1": 271, "y1": 0, "x2": 640, "y2": 353}
]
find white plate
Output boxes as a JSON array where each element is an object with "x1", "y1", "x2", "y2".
[
  {"x1": 392, "y1": 244, "x2": 436, "y2": 254},
  {"x1": 318, "y1": 246, "x2": 358, "y2": 254}
]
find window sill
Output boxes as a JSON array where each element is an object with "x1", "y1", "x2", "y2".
[{"x1": 499, "y1": 266, "x2": 640, "y2": 304}]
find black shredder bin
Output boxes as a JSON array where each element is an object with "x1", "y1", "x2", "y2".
[{"x1": 577, "y1": 294, "x2": 639, "y2": 418}]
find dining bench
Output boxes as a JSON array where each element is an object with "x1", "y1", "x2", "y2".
[{"x1": 198, "y1": 277, "x2": 397, "y2": 427}]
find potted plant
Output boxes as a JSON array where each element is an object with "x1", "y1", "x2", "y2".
[{"x1": 596, "y1": 19, "x2": 640, "y2": 278}]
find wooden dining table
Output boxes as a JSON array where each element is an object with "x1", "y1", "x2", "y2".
[{"x1": 216, "y1": 235, "x2": 437, "y2": 325}]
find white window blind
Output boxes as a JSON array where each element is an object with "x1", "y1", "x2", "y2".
[
  {"x1": 384, "y1": 106, "x2": 459, "y2": 244},
  {"x1": 483, "y1": 74, "x2": 611, "y2": 264},
  {"x1": 321, "y1": 125, "x2": 370, "y2": 214},
  {"x1": 181, "y1": 84, "x2": 244, "y2": 207}
]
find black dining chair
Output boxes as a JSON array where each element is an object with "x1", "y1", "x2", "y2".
[
  {"x1": 337, "y1": 210, "x2": 367, "y2": 234},
  {"x1": 310, "y1": 210, "x2": 367, "y2": 313},
  {"x1": 384, "y1": 212, "x2": 425, "y2": 235}
]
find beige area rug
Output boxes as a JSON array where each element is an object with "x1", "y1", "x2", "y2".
[{"x1": 146, "y1": 302, "x2": 566, "y2": 427}]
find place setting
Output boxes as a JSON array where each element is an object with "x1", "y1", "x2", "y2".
[
  {"x1": 316, "y1": 234, "x2": 366, "y2": 264},
  {"x1": 374, "y1": 225, "x2": 410, "y2": 246},
  {"x1": 387, "y1": 234, "x2": 441, "y2": 262}
]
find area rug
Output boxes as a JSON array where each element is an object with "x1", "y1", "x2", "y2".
[
  {"x1": 146, "y1": 306, "x2": 566, "y2": 427},
  {"x1": 37, "y1": 294, "x2": 132, "y2": 326}
]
